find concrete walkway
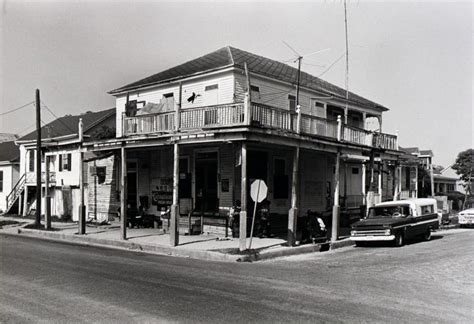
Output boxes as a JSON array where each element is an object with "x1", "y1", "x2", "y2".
[{"x1": 0, "y1": 215, "x2": 334, "y2": 262}]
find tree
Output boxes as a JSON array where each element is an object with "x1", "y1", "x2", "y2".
[{"x1": 452, "y1": 149, "x2": 473, "y2": 196}]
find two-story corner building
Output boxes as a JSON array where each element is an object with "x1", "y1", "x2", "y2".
[
  {"x1": 87, "y1": 46, "x2": 401, "y2": 245},
  {"x1": 0, "y1": 141, "x2": 20, "y2": 213},
  {"x1": 8, "y1": 108, "x2": 116, "y2": 220}
]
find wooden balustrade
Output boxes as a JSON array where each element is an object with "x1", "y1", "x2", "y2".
[
  {"x1": 250, "y1": 103, "x2": 294, "y2": 131},
  {"x1": 26, "y1": 172, "x2": 56, "y2": 184},
  {"x1": 300, "y1": 114, "x2": 338, "y2": 139},
  {"x1": 123, "y1": 111, "x2": 175, "y2": 136},
  {"x1": 342, "y1": 125, "x2": 373, "y2": 146},
  {"x1": 121, "y1": 102, "x2": 398, "y2": 151},
  {"x1": 373, "y1": 133, "x2": 398, "y2": 150},
  {"x1": 180, "y1": 103, "x2": 244, "y2": 129}
]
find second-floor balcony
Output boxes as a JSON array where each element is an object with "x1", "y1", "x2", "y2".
[{"x1": 122, "y1": 102, "x2": 398, "y2": 151}]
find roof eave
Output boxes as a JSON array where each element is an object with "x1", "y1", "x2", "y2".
[{"x1": 108, "y1": 64, "x2": 235, "y2": 96}]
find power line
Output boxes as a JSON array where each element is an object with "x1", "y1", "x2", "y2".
[
  {"x1": 0, "y1": 101, "x2": 35, "y2": 116},
  {"x1": 317, "y1": 53, "x2": 345, "y2": 78},
  {"x1": 41, "y1": 101, "x2": 76, "y2": 134}
]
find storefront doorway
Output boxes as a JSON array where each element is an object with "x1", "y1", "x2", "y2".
[{"x1": 195, "y1": 151, "x2": 218, "y2": 213}]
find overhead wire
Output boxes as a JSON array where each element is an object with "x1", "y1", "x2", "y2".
[
  {"x1": 41, "y1": 101, "x2": 76, "y2": 134},
  {"x1": 0, "y1": 101, "x2": 35, "y2": 116}
]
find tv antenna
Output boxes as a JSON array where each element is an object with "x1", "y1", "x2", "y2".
[{"x1": 281, "y1": 40, "x2": 330, "y2": 109}]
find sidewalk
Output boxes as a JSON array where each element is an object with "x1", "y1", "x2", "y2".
[{"x1": 0, "y1": 215, "x2": 333, "y2": 262}]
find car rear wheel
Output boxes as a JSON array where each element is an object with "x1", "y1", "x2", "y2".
[
  {"x1": 394, "y1": 233, "x2": 404, "y2": 247},
  {"x1": 423, "y1": 228, "x2": 432, "y2": 241}
]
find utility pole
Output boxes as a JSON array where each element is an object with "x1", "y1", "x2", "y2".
[{"x1": 35, "y1": 89, "x2": 42, "y2": 228}]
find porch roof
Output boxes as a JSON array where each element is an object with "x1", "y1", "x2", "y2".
[{"x1": 109, "y1": 46, "x2": 388, "y2": 112}]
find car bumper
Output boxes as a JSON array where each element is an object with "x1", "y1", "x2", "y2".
[
  {"x1": 458, "y1": 218, "x2": 474, "y2": 225},
  {"x1": 350, "y1": 235, "x2": 395, "y2": 242}
]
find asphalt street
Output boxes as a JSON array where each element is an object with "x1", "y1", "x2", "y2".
[{"x1": 0, "y1": 229, "x2": 473, "y2": 323}]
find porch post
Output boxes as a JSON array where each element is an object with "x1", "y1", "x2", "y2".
[
  {"x1": 18, "y1": 188, "x2": 23, "y2": 216},
  {"x1": 239, "y1": 142, "x2": 248, "y2": 251},
  {"x1": 331, "y1": 150, "x2": 341, "y2": 242},
  {"x1": 414, "y1": 166, "x2": 419, "y2": 198},
  {"x1": 288, "y1": 146, "x2": 300, "y2": 246},
  {"x1": 361, "y1": 162, "x2": 366, "y2": 205},
  {"x1": 78, "y1": 118, "x2": 86, "y2": 235},
  {"x1": 393, "y1": 165, "x2": 399, "y2": 201},
  {"x1": 23, "y1": 185, "x2": 28, "y2": 216},
  {"x1": 378, "y1": 163, "x2": 383, "y2": 197},
  {"x1": 170, "y1": 143, "x2": 180, "y2": 247},
  {"x1": 120, "y1": 147, "x2": 127, "y2": 240},
  {"x1": 244, "y1": 63, "x2": 252, "y2": 126},
  {"x1": 44, "y1": 155, "x2": 51, "y2": 230}
]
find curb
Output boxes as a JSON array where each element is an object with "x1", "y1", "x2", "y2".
[
  {"x1": 0, "y1": 227, "x2": 332, "y2": 262},
  {"x1": 329, "y1": 238, "x2": 354, "y2": 250},
  {"x1": 4, "y1": 228, "x2": 239, "y2": 262}
]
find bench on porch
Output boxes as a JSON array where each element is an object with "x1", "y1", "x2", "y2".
[{"x1": 178, "y1": 209, "x2": 231, "y2": 237}]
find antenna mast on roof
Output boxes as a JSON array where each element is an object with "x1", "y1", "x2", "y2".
[
  {"x1": 344, "y1": 0, "x2": 349, "y2": 123},
  {"x1": 281, "y1": 41, "x2": 330, "y2": 110}
]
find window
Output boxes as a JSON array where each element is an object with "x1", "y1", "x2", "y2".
[
  {"x1": 179, "y1": 157, "x2": 191, "y2": 198},
  {"x1": 96, "y1": 167, "x2": 106, "y2": 184},
  {"x1": 420, "y1": 205, "x2": 434, "y2": 215},
  {"x1": 163, "y1": 93, "x2": 174, "y2": 98},
  {"x1": 162, "y1": 93, "x2": 175, "y2": 111},
  {"x1": 59, "y1": 153, "x2": 72, "y2": 171},
  {"x1": 0, "y1": 171, "x2": 3, "y2": 192},
  {"x1": 352, "y1": 167, "x2": 359, "y2": 175},
  {"x1": 250, "y1": 85, "x2": 260, "y2": 99},
  {"x1": 29, "y1": 151, "x2": 35, "y2": 172},
  {"x1": 288, "y1": 95, "x2": 296, "y2": 112},
  {"x1": 205, "y1": 84, "x2": 218, "y2": 91},
  {"x1": 273, "y1": 158, "x2": 288, "y2": 199}
]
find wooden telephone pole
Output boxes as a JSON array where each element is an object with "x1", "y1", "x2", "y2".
[{"x1": 35, "y1": 89, "x2": 42, "y2": 228}]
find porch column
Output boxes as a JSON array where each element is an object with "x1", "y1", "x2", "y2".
[
  {"x1": 344, "y1": 107, "x2": 348, "y2": 125},
  {"x1": 288, "y1": 146, "x2": 300, "y2": 246},
  {"x1": 120, "y1": 147, "x2": 127, "y2": 240},
  {"x1": 170, "y1": 143, "x2": 180, "y2": 247},
  {"x1": 430, "y1": 161, "x2": 435, "y2": 197},
  {"x1": 393, "y1": 165, "x2": 400, "y2": 201},
  {"x1": 378, "y1": 163, "x2": 383, "y2": 197},
  {"x1": 362, "y1": 112, "x2": 367, "y2": 129},
  {"x1": 44, "y1": 155, "x2": 51, "y2": 230},
  {"x1": 361, "y1": 162, "x2": 366, "y2": 205},
  {"x1": 78, "y1": 151, "x2": 86, "y2": 235},
  {"x1": 18, "y1": 189, "x2": 23, "y2": 216},
  {"x1": 23, "y1": 185, "x2": 28, "y2": 216},
  {"x1": 331, "y1": 150, "x2": 341, "y2": 242},
  {"x1": 414, "y1": 166, "x2": 419, "y2": 198},
  {"x1": 239, "y1": 142, "x2": 248, "y2": 251}
]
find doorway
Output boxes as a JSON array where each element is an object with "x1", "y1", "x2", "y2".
[
  {"x1": 195, "y1": 151, "x2": 218, "y2": 213},
  {"x1": 127, "y1": 161, "x2": 138, "y2": 209}
]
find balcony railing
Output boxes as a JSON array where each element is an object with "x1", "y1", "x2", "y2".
[
  {"x1": 122, "y1": 102, "x2": 398, "y2": 150},
  {"x1": 181, "y1": 103, "x2": 244, "y2": 129},
  {"x1": 26, "y1": 172, "x2": 56, "y2": 184}
]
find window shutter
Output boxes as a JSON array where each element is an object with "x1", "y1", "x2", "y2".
[
  {"x1": 67, "y1": 154, "x2": 72, "y2": 171},
  {"x1": 59, "y1": 155, "x2": 63, "y2": 171}
]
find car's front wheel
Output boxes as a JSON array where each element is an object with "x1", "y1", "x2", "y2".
[
  {"x1": 423, "y1": 228, "x2": 432, "y2": 241},
  {"x1": 394, "y1": 232, "x2": 404, "y2": 247}
]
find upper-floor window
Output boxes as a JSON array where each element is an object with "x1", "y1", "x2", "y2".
[
  {"x1": 162, "y1": 93, "x2": 175, "y2": 111},
  {"x1": 204, "y1": 84, "x2": 219, "y2": 106},
  {"x1": 250, "y1": 85, "x2": 260, "y2": 99},
  {"x1": 29, "y1": 151, "x2": 35, "y2": 172},
  {"x1": 59, "y1": 153, "x2": 72, "y2": 172},
  {"x1": 288, "y1": 95, "x2": 296, "y2": 112},
  {"x1": 0, "y1": 170, "x2": 3, "y2": 192}
]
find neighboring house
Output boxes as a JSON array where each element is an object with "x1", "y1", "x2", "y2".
[
  {"x1": 84, "y1": 46, "x2": 401, "y2": 240},
  {"x1": 433, "y1": 165, "x2": 461, "y2": 194},
  {"x1": 0, "y1": 141, "x2": 20, "y2": 213},
  {"x1": 7, "y1": 108, "x2": 116, "y2": 220}
]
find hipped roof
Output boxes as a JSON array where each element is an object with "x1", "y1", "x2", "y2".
[{"x1": 110, "y1": 46, "x2": 388, "y2": 111}]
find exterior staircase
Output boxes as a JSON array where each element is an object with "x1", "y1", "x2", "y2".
[{"x1": 5, "y1": 174, "x2": 26, "y2": 214}]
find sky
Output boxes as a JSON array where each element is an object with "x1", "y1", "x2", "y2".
[{"x1": 1, "y1": 0, "x2": 472, "y2": 168}]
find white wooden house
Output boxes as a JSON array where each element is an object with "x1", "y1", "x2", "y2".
[
  {"x1": 0, "y1": 141, "x2": 20, "y2": 213},
  {"x1": 8, "y1": 108, "x2": 116, "y2": 220},
  {"x1": 84, "y1": 46, "x2": 403, "y2": 247}
]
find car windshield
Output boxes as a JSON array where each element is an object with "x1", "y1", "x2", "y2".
[{"x1": 368, "y1": 205, "x2": 411, "y2": 218}]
